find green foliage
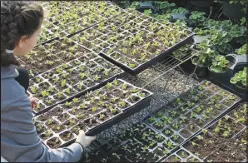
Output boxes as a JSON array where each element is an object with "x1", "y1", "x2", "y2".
[
  {"x1": 210, "y1": 55, "x2": 230, "y2": 73},
  {"x1": 230, "y1": 68, "x2": 247, "y2": 88},
  {"x1": 189, "y1": 11, "x2": 206, "y2": 26},
  {"x1": 235, "y1": 43, "x2": 247, "y2": 55}
]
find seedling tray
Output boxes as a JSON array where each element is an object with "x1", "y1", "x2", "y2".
[
  {"x1": 97, "y1": 9, "x2": 194, "y2": 75},
  {"x1": 18, "y1": 46, "x2": 65, "y2": 76},
  {"x1": 99, "y1": 34, "x2": 194, "y2": 75},
  {"x1": 143, "y1": 80, "x2": 241, "y2": 155},
  {"x1": 29, "y1": 52, "x2": 124, "y2": 115},
  {"x1": 228, "y1": 102, "x2": 247, "y2": 127},
  {"x1": 34, "y1": 79, "x2": 153, "y2": 148},
  {"x1": 162, "y1": 147, "x2": 202, "y2": 162},
  {"x1": 179, "y1": 114, "x2": 246, "y2": 162},
  {"x1": 81, "y1": 122, "x2": 179, "y2": 162},
  {"x1": 38, "y1": 1, "x2": 126, "y2": 45}
]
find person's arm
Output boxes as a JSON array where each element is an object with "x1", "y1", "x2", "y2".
[{"x1": 1, "y1": 97, "x2": 83, "y2": 162}]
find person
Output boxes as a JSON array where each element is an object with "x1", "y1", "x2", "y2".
[{"x1": 1, "y1": 1, "x2": 96, "y2": 162}]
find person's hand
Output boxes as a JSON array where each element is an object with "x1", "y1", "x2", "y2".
[
  {"x1": 28, "y1": 95, "x2": 37, "y2": 109},
  {"x1": 75, "y1": 130, "x2": 96, "y2": 148}
]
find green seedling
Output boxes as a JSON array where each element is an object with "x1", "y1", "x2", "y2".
[
  {"x1": 65, "y1": 88, "x2": 71, "y2": 94},
  {"x1": 61, "y1": 79, "x2": 67, "y2": 88},
  {"x1": 92, "y1": 107, "x2": 97, "y2": 113},
  {"x1": 41, "y1": 90, "x2": 49, "y2": 97},
  {"x1": 72, "y1": 98, "x2": 80, "y2": 104},
  {"x1": 65, "y1": 101, "x2": 71, "y2": 107},
  {"x1": 106, "y1": 82, "x2": 112, "y2": 89}
]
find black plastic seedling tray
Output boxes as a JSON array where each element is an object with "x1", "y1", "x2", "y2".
[
  {"x1": 142, "y1": 80, "x2": 241, "y2": 159},
  {"x1": 86, "y1": 95, "x2": 152, "y2": 136},
  {"x1": 162, "y1": 147, "x2": 202, "y2": 162},
  {"x1": 99, "y1": 34, "x2": 194, "y2": 75},
  {"x1": 82, "y1": 122, "x2": 180, "y2": 162},
  {"x1": 178, "y1": 113, "x2": 247, "y2": 162},
  {"x1": 34, "y1": 79, "x2": 153, "y2": 149},
  {"x1": 30, "y1": 53, "x2": 124, "y2": 116}
]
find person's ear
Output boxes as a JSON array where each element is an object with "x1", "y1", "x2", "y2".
[{"x1": 16, "y1": 36, "x2": 27, "y2": 48}]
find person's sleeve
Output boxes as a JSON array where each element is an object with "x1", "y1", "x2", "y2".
[{"x1": 1, "y1": 96, "x2": 83, "y2": 162}]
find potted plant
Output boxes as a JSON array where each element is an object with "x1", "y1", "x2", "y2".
[
  {"x1": 222, "y1": 0, "x2": 247, "y2": 19},
  {"x1": 208, "y1": 55, "x2": 234, "y2": 85},
  {"x1": 230, "y1": 67, "x2": 247, "y2": 94},
  {"x1": 191, "y1": 43, "x2": 216, "y2": 78}
]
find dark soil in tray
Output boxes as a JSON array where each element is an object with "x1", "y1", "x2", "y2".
[
  {"x1": 34, "y1": 102, "x2": 46, "y2": 113},
  {"x1": 34, "y1": 122, "x2": 46, "y2": 134},
  {"x1": 52, "y1": 124, "x2": 66, "y2": 133},
  {"x1": 68, "y1": 107, "x2": 82, "y2": 115},
  {"x1": 171, "y1": 134, "x2": 184, "y2": 144},
  {"x1": 57, "y1": 113, "x2": 70, "y2": 123},
  {"x1": 53, "y1": 93, "x2": 67, "y2": 101},
  {"x1": 37, "y1": 113, "x2": 51, "y2": 121},
  {"x1": 59, "y1": 131, "x2": 74, "y2": 142},
  {"x1": 40, "y1": 130, "x2": 53, "y2": 140},
  {"x1": 176, "y1": 149, "x2": 190, "y2": 159},
  {"x1": 45, "y1": 119, "x2": 59, "y2": 128},
  {"x1": 204, "y1": 141, "x2": 246, "y2": 162},
  {"x1": 83, "y1": 117, "x2": 99, "y2": 129},
  {"x1": 162, "y1": 128, "x2": 174, "y2": 137},
  {"x1": 95, "y1": 112, "x2": 110, "y2": 122},
  {"x1": 184, "y1": 133, "x2": 216, "y2": 159},
  {"x1": 185, "y1": 123, "x2": 200, "y2": 133},
  {"x1": 164, "y1": 155, "x2": 181, "y2": 162},
  {"x1": 64, "y1": 118, "x2": 78, "y2": 128},
  {"x1": 71, "y1": 123, "x2": 88, "y2": 135},
  {"x1": 47, "y1": 137, "x2": 62, "y2": 149},
  {"x1": 46, "y1": 106, "x2": 64, "y2": 117},
  {"x1": 179, "y1": 129, "x2": 192, "y2": 139}
]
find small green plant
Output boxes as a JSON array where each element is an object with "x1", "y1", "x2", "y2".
[
  {"x1": 121, "y1": 83, "x2": 127, "y2": 90},
  {"x1": 69, "y1": 118, "x2": 76, "y2": 125},
  {"x1": 235, "y1": 43, "x2": 247, "y2": 55},
  {"x1": 55, "y1": 137, "x2": 60, "y2": 143},
  {"x1": 31, "y1": 86, "x2": 38, "y2": 94},
  {"x1": 44, "y1": 130, "x2": 52, "y2": 137},
  {"x1": 41, "y1": 90, "x2": 49, "y2": 97},
  {"x1": 61, "y1": 79, "x2": 67, "y2": 87},
  {"x1": 106, "y1": 82, "x2": 112, "y2": 89},
  {"x1": 210, "y1": 55, "x2": 230, "y2": 73},
  {"x1": 147, "y1": 116, "x2": 156, "y2": 123},
  {"x1": 57, "y1": 92, "x2": 64, "y2": 99},
  {"x1": 76, "y1": 113, "x2": 85, "y2": 119},
  {"x1": 230, "y1": 68, "x2": 247, "y2": 88},
  {"x1": 118, "y1": 101, "x2": 127, "y2": 108},
  {"x1": 113, "y1": 79, "x2": 118, "y2": 86},
  {"x1": 191, "y1": 141, "x2": 198, "y2": 146},
  {"x1": 99, "y1": 113, "x2": 105, "y2": 120},
  {"x1": 65, "y1": 101, "x2": 71, "y2": 107},
  {"x1": 72, "y1": 98, "x2": 80, "y2": 104},
  {"x1": 196, "y1": 135, "x2": 203, "y2": 140},
  {"x1": 172, "y1": 135, "x2": 179, "y2": 141},
  {"x1": 164, "y1": 129, "x2": 171, "y2": 135},
  {"x1": 131, "y1": 88, "x2": 138, "y2": 93},
  {"x1": 65, "y1": 88, "x2": 71, "y2": 94},
  {"x1": 79, "y1": 73, "x2": 85, "y2": 80},
  {"x1": 80, "y1": 103, "x2": 86, "y2": 109},
  {"x1": 46, "y1": 119, "x2": 53, "y2": 125},
  {"x1": 92, "y1": 107, "x2": 97, "y2": 112}
]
